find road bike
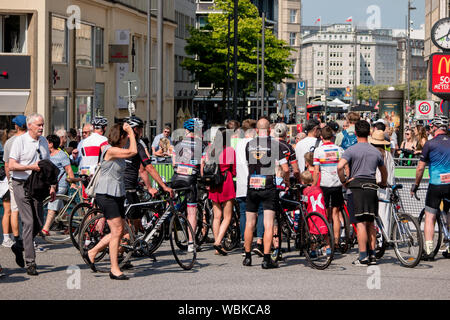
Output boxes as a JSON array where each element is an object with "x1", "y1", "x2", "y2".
[
  {"x1": 363, "y1": 184, "x2": 423, "y2": 268},
  {"x1": 272, "y1": 185, "x2": 335, "y2": 270}
]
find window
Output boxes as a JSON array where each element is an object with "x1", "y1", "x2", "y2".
[
  {"x1": 0, "y1": 15, "x2": 27, "y2": 53},
  {"x1": 289, "y1": 32, "x2": 296, "y2": 46},
  {"x1": 51, "y1": 16, "x2": 68, "y2": 63},
  {"x1": 95, "y1": 27, "x2": 104, "y2": 67},
  {"x1": 289, "y1": 9, "x2": 297, "y2": 23},
  {"x1": 51, "y1": 95, "x2": 68, "y2": 132},
  {"x1": 76, "y1": 24, "x2": 93, "y2": 67},
  {"x1": 76, "y1": 95, "x2": 93, "y2": 130}
]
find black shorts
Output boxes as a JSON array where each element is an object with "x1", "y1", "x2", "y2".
[
  {"x1": 321, "y1": 186, "x2": 344, "y2": 209},
  {"x1": 2, "y1": 190, "x2": 10, "y2": 201},
  {"x1": 246, "y1": 187, "x2": 278, "y2": 213},
  {"x1": 96, "y1": 194, "x2": 126, "y2": 220},
  {"x1": 425, "y1": 184, "x2": 450, "y2": 214},
  {"x1": 171, "y1": 174, "x2": 198, "y2": 206},
  {"x1": 125, "y1": 191, "x2": 142, "y2": 219},
  {"x1": 347, "y1": 179, "x2": 378, "y2": 224}
]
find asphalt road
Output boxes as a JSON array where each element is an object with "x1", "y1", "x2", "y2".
[{"x1": 0, "y1": 237, "x2": 449, "y2": 301}]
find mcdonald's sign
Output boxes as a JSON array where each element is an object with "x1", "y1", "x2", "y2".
[{"x1": 430, "y1": 53, "x2": 450, "y2": 97}]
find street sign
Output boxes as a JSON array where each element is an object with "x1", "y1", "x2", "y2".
[
  {"x1": 321, "y1": 95, "x2": 326, "y2": 102},
  {"x1": 298, "y1": 81, "x2": 306, "y2": 90},
  {"x1": 119, "y1": 72, "x2": 141, "y2": 99},
  {"x1": 297, "y1": 90, "x2": 305, "y2": 96},
  {"x1": 415, "y1": 100, "x2": 434, "y2": 120},
  {"x1": 430, "y1": 53, "x2": 450, "y2": 98}
]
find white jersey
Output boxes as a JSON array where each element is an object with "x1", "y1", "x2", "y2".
[
  {"x1": 313, "y1": 142, "x2": 344, "y2": 188},
  {"x1": 79, "y1": 133, "x2": 108, "y2": 176}
]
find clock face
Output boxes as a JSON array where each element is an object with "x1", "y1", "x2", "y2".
[{"x1": 432, "y1": 18, "x2": 450, "y2": 51}]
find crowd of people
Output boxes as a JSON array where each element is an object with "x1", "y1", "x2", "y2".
[{"x1": 0, "y1": 110, "x2": 449, "y2": 279}]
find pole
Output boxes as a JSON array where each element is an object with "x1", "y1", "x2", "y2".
[
  {"x1": 227, "y1": 13, "x2": 231, "y2": 113},
  {"x1": 325, "y1": 39, "x2": 329, "y2": 120},
  {"x1": 256, "y1": 39, "x2": 260, "y2": 118},
  {"x1": 262, "y1": 12, "x2": 266, "y2": 117},
  {"x1": 233, "y1": 0, "x2": 238, "y2": 117},
  {"x1": 352, "y1": 26, "x2": 357, "y2": 109},
  {"x1": 157, "y1": 0, "x2": 163, "y2": 134},
  {"x1": 407, "y1": 0, "x2": 411, "y2": 113},
  {"x1": 146, "y1": 0, "x2": 151, "y2": 136}
]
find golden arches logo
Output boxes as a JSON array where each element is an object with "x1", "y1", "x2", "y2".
[{"x1": 438, "y1": 56, "x2": 450, "y2": 74}]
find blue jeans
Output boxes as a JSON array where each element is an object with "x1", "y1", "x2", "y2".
[{"x1": 237, "y1": 197, "x2": 264, "y2": 241}]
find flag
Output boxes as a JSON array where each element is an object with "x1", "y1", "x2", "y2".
[
  {"x1": 374, "y1": 101, "x2": 379, "y2": 110},
  {"x1": 314, "y1": 17, "x2": 321, "y2": 25},
  {"x1": 346, "y1": 16, "x2": 353, "y2": 22}
]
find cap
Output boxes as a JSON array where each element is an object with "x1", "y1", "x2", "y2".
[
  {"x1": 327, "y1": 121, "x2": 340, "y2": 132},
  {"x1": 12, "y1": 115, "x2": 27, "y2": 129},
  {"x1": 273, "y1": 123, "x2": 288, "y2": 137},
  {"x1": 304, "y1": 119, "x2": 320, "y2": 133}
]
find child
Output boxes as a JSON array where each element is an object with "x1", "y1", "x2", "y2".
[
  {"x1": 304, "y1": 152, "x2": 320, "y2": 186},
  {"x1": 300, "y1": 171, "x2": 331, "y2": 257}
]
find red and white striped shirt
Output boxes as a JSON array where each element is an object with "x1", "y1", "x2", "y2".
[{"x1": 79, "y1": 133, "x2": 108, "y2": 176}]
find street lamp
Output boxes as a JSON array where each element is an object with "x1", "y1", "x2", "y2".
[{"x1": 407, "y1": 0, "x2": 416, "y2": 111}]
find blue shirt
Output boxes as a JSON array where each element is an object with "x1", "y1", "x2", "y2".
[
  {"x1": 420, "y1": 134, "x2": 450, "y2": 185},
  {"x1": 50, "y1": 150, "x2": 71, "y2": 189}
]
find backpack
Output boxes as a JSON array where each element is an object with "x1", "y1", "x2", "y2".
[
  {"x1": 341, "y1": 130, "x2": 357, "y2": 150},
  {"x1": 202, "y1": 159, "x2": 227, "y2": 187}
]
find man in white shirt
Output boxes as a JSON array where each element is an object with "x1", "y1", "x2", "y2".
[
  {"x1": 79, "y1": 117, "x2": 108, "y2": 177},
  {"x1": 9, "y1": 114, "x2": 56, "y2": 276},
  {"x1": 295, "y1": 119, "x2": 321, "y2": 173}
]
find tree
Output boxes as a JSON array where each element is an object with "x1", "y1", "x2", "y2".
[
  {"x1": 182, "y1": 0, "x2": 293, "y2": 100},
  {"x1": 357, "y1": 80, "x2": 427, "y2": 105}
]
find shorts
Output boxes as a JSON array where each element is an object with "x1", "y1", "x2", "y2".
[
  {"x1": 96, "y1": 194, "x2": 126, "y2": 220},
  {"x1": 321, "y1": 186, "x2": 344, "y2": 209},
  {"x1": 126, "y1": 190, "x2": 142, "y2": 219},
  {"x1": 425, "y1": 184, "x2": 450, "y2": 214},
  {"x1": 347, "y1": 179, "x2": 378, "y2": 224},
  {"x1": 246, "y1": 187, "x2": 278, "y2": 213},
  {"x1": 47, "y1": 187, "x2": 68, "y2": 211},
  {"x1": 171, "y1": 174, "x2": 198, "y2": 207},
  {"x1": 2, "y1": 190, "x2": 10, "y2": 201},
  {"x1": 8, "y1": 180, "x2": 18, "y2": 212}
]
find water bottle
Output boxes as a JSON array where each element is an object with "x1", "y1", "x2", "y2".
[{"x1": 294, "y1": 210, "x2": 300, "y2": 232}]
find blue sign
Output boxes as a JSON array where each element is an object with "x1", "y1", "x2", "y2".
[{"x1": 298, "y1": 81, "x2": 306, "y2": 90}]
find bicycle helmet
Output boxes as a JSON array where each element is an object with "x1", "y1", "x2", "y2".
[
  {"x1": 91, "y1": 116, "x2": 108, "y2": 128},
  {"x1": 126, "y1": 116, "x2": 144, "y2": 128},
  {"x1": 431, "y1": 115, "x2": 449, "y2": 130},
  {"x1": 183, "y1": 118, "x2": 204, "y2": 132}
]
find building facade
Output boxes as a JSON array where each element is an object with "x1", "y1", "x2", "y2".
[
  {"x1": 301, "y1": 24, "x2": 398, "y2": 102},
  {"x1": 0, "y1": 0, "x2": 177, "y2": 134},
  {"x1": 393, "y1": 29, "x2": 426, "y2": 85}
]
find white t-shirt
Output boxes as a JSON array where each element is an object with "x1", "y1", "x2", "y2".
[
  {"x1": 313, "y1": 142, "x2": 344, "y2": 187},
  {"x1": 79, "y1": 132, "x2": 109, "y2": 175},
  {"x1": 9, "y1": 132, "x2": 50, "y2": 180},
  {"x1": 295, "y1": 136, "x2": 322, "y2": 173},
  {"x1": 235, "y1": 137, "x2": 252, "y2": 198}
]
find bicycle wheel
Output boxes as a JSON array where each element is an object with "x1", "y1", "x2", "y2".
[
  {"x1": 222, "y1": 203, "x2": 240, "y2": 251},
  {"x1": 303, "y1": 212, "x2": 334, "y2": 270},
  {"x1": 195, "y1": 199, "x2": 211, "y2": 246},
  {"x1": 417, "y1": 209, "x2": 442, "y2": 259},
  {"x1": 271, "y1": 214, "x2": 283, "y2": 263},
  {"x1": 42, "y1": 195, "x2": 75, "y2": 244},
  {"x1": 169, "y1": 212, "x2": 196, "y2": 270},
  {"x1": 392, "y1": 213, "x2": 423, "y2": 268},
  {"x1": 78, "y1": 211, "x2": 135, "y2": 269},
  {"x1": 140, "y1": 209, "x2": 165, "y2": 256},
  {"x1": 375, "y1": 221, "x2": 388, "y2": 259},
  {"x1": 328, "y1": 208, "x2": 351, "y2": 254},
  {"x1": 69, "y1": 202, "x2": 93, "y2": 250}
]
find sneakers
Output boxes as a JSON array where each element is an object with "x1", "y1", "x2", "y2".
[
  {"x1": 262, "y1": 259, "x2": 279, "y2": 269},
  {"x1": 26, "y1": 263, "x2": 38, "y2": 276},
  {"x1": 0, "y1": 265, "x2": 5, "y2": 278},
  {"x1": 11, "y1": 243, "x2": 25, "y2": 268},
  {"x1": 242, "y1": 257, "x2": 252, "y2": 266},
  {"x1": 369, "y1": 255, "x2": 377, "y2": 265},
  {"x1": 309, "y1": 250, "x2": 318, "y2": 260},
  {"x1": 1, "y1": 238, "x2": 15, "y2": 248},
  {"x1": 422, "y1": 253, "x2": 435, "y2": 261},
  {"x1": 352, "y1": 257, "x2": 370, "y2": 267},
  {"x1": 34, "y1": 242, "x2": 48, "y2": 253},
  {"x1": 271, "y1": 249, "x2": 282, "y2": 262},
  {"x1": 325, "y1": 248, "x2": 332, "y2": 256},
  {"x1": 252, "y1": 243, "x2": 264, "y2": 258}
]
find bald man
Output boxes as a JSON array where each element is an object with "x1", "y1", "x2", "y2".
[{"x1": 243, "y1": 118, "x2": 289, "y2": 269}]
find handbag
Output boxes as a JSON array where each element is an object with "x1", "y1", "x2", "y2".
[{"x1": 85, "y1": 147, "x2": 108, "y2": 198}]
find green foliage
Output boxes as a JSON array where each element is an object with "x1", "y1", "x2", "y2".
[
  {"x1": 182, "y1": 0, "x2": 293, "y2": 98},
  {"x1": 357, "y1": 80, "x2": 427, "y2": 105}
]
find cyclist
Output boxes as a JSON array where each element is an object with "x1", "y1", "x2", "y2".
[
  {"x1": 243, "y1": 118, "x2": 289, "y2": 269},
  {"x1": 123, "y1": 116, "x2": 174, "y2": 226},
  {"x1": 411, "y1": 115, "x2": 450, "y2": 261},
  {"x1": 79, "y1": 117, "x2": 109, "y2": 198},
  {"x1": 171, "y1": 118, "x2": 205, "y2": 252}
]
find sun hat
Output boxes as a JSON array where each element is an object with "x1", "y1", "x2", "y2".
[{"x1": 368, "y1": 130, "x2": 391, "y2": 146}]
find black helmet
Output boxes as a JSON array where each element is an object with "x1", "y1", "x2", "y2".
[
  {"x1": 92, "y1": 116, "x2": 108, "y2": 128},
  {"x1": 126, "y1": 116, "x2": 144, "y2": 128}
]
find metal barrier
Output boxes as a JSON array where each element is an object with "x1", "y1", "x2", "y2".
[{"x1": 394, "y1": 177, "x2": 429, "y2": 218}]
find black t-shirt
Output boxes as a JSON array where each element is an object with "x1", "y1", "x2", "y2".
[
  {"x1": 173, "y1": 136, "x2": 204, "y2": 176},
  {"x1": 245, "y1": 136, "x2": 287, "y2": 187},
  {"x1": 124, "y1": 139, "x2": 153, "y2": 190}
]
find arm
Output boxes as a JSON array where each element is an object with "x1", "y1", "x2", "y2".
[
  {"x1": 105, "y1": 124, "x2": 137, "y2": 160},
  {"x1": 281, "y1": 163, "x2": 290, "y2": 188},
  {"x1": 377, "y1": 164, "x2": 388, "y2": 187},
  {"x1": 9, "y1": 158, "x2": 40, "y2": 172},
  {"x1": 5, "y1": 162, "x2": 10, "y2": 179},
  {"x1": 313, "y1": 165, "x2": 320, "y2": 187},
  {"x1": 337, "y1": 158, "x2": 350, "y2": 186},
  {"x1": 413, "y1": 161, "x2": 427, "y2": 189},
  {"x1": 144, "y1": 164, "x2": 174, "y2": 197},
  {"x1": 139, "y1": 164, "x2": 158, "y2": 197},
  {"x1": 64, "y1": 164, "x2": 77, "y2": 189}
]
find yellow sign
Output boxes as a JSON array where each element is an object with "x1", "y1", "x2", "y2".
[{"x1": 438, "y1": 56, "x2": 450, "y2": 74}]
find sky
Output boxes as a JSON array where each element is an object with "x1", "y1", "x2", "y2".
[{"x1": 302, "y1": 0, "x2": 425, "y2": 30}]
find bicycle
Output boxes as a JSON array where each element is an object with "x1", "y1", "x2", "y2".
[
  {"x1": 362, "y1": 183, "x2": 423, "y2": 268},
  {"x1": 222, "y1": 201, "x2": 240, "y2": 252},
  {"x1": 272, "y1": 185, "x2": 335, "y2": 270},
  {"x1": 415, "y1": 190, "x2": 450, "y2": 260},
  {"x1": 78, "y1": 187, "x2": 197, "y2": 271}
]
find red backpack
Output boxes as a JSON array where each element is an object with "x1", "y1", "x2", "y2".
[{"x1": 303, "y1": 186, "x2": 328, "y2": 235}]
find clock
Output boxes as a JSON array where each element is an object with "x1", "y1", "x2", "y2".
[{"x1": 431, "y1": 17, "x2": 450, "y2": 51}]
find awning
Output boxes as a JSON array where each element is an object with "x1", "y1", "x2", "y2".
[{"x1": 0, "y1": 90, "x2": 30, "y2": 115}]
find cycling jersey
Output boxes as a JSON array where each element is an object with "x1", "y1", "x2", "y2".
[
  {"x1": 124, "y1": 139, "x2": 152, "y2": 190},
  {"x1": 313, "y1": 142, "x2": 344, "y2": 188},
  {"x1": 172, "y1": 135, "x2": 204, "y2": 177},
  {"x1": 79, "y1": 133, "x2": 108, "y2": 176},
  {"x1": 420, "y1": 133, "x2": 450, "y2": 185}
]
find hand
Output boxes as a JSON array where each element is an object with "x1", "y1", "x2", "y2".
[
  {"x1": 31, "y1": 162, "x2": 40, "y2": 172},
  {"x1": 163, "y1": 186, "x2": 174, "y2": 198},
  {"x1": 377, "y1": 182, "x2": 387, "y2": 189},
  {"x1": 148, "y1": 187, "x2": 158, "y2": 198},
  {"x1": 70, "y1": 183, "x2": 78, "y2": 190},
  {"x1": 123, "y1": 123, "x2": 133, "y2": 134},
  {"x1": 343, "y1": 177, "x2": 354, "y2": 188},
  {"x1": 72, "y1": 149, "x2": 79, "y2": 159},
  {"x1": 50, "y1": 187, "x2": 56, "y2": 202},
  {"x1": 410, "y1": 184, "x2": 419, "y2": 198}
]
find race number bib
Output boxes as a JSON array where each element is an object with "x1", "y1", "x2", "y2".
[
  {"x1": 79, "y1": 168, "x2": 91, "y2": 176},
  {"x1": 249, "y1": 175, "x2": 267, "y2": 189},
  {"x1": 440, "y1": 173, "x2": 450, "y2": 184},
  {"x1": 177, "y1": 164, "x2": 194, "y2": 176}
]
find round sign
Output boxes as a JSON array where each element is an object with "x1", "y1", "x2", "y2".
[{"x1": 418, "y1": 101, "x2": 432, "y2": 115}]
